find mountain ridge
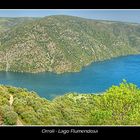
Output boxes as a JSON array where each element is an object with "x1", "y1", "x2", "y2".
[{"x1": 0, "y1": 15, "x2": 140, "y2": 73}]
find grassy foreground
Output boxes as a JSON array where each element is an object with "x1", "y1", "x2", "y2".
[{"x1": 0, "y1": 80, "x2": 140, "y2": 125}]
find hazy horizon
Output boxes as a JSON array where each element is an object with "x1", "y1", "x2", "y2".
[{"x1": 0, "y1": 9, "x2": 140, "y2": 24}]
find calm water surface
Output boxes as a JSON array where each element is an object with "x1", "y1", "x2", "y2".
[{"x1": 0, "y1": 55, "x2": 140, "y2": 99}]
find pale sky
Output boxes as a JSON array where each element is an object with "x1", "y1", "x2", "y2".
[{"x1": 0, "y1": 9, "x2": 140, "y2": 23}]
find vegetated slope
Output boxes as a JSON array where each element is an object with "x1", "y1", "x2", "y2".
[
  {"x1": 0, "y1": 80, "x2": 140, "y2": 125},
  {"x1": 0, "y1": 15, "x2": 140, "y2": 73},
  {"x1": 0, "y1": 17, "x2": 37, "y2": 34}
]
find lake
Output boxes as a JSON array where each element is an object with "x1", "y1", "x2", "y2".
[{"x1": 0, "y1": 54, "x2": 140, "y2": 99}]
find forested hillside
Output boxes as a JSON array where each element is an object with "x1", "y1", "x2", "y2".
[
  {"x1": 0, "y1": 80, "x2": 140, "y2": 125},
  {"x1": 0, "y1": 15, "x2": 140, "y2": 73}
]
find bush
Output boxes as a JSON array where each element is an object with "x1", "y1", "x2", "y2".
[{"x1": 1, "y1": 105, "x2": 18, "y2": 125}]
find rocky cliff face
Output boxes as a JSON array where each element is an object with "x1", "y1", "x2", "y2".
[{"x1": 0, "y1": 15, "x2": 140, "y2": 73}]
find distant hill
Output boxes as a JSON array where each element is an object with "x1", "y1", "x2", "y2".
[
  {"x1": 0, "y1": 81, "x2": 140, "y2": 125},
  {"x1": 0, "y1": 17, "x2": 37, "y2": 33},
  {"x1": 0, "y1": 15, "x2": 140, "y2": 73}
]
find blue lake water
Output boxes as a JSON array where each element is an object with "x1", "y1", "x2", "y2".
[{"x1": 0, "y1": 54, "x2": 140, "y2": 99}]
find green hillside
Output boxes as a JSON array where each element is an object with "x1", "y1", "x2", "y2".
[
  {"x1": 0, "y1": 81, "x2": 140, "y2": 125},
  {"x1": 0, "y1": 17, "x2": 37, "y2": 33},
  {"x1": 0, "y1": 15, "x2": 140, "y2": 73}
]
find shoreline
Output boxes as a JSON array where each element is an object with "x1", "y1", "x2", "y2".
[{"x1": 0, "y1": 53, "x2": 140, "y2": 75}]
